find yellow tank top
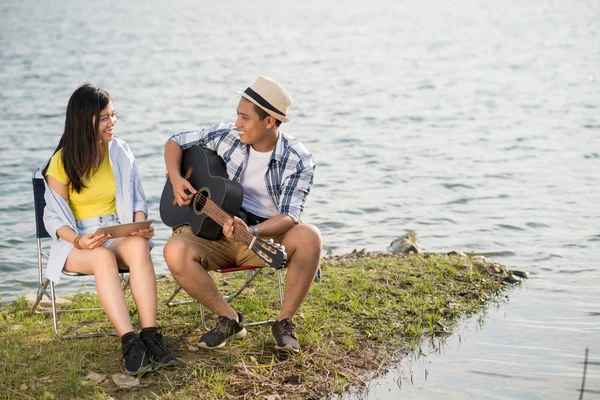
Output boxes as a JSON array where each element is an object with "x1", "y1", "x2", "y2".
[{"x1": 46, "y1": 148, "x2": 117, "y2": 220}]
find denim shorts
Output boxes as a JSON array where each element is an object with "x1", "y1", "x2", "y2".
[{"x1": 76, "y1": 214, "x2": 120, "y2": 248}]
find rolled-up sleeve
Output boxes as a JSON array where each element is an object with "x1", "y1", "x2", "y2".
[
  {"x1": 279, "y1": 161, "x2": 315, "y2": 223},
  {"x1": 169, "y1": 130, "x2": 202, "y2": 149}
]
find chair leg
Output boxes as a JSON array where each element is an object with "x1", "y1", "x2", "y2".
[
  {"x1": 121, "y1": 275, "x2": 130, "y2": 290},
  {"x1": 166, "y1": 283, "x2": 196, "y2": 306},
  {"x1": 31, "y1": 278, "x2": 51, "y2": 312},
  {"x1": 50, "y1": 281, "x2": 119, "y2": 340},
  {"x1": 276, "y1": 269, "x2": 284, "y2": 305},
  {"x1": 199, "y1": 302, "x2": 210, "y2": 331},
  {"x1": 224, "y1": 268, "x2": 264, "y2": 302}
]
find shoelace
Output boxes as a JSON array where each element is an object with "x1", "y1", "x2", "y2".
[
  {"x1": 280, "y1": 319, "x2": 297, "y2": 335},
  {"x1": 125, "y1": 338, "x2": 146, "y2": 358},
  {"x1": 212, "y1": 316, "x2": 231, "y2": 330},
  {"x1": 148, "y1": 329, "x2": 168, "y2": 351}
]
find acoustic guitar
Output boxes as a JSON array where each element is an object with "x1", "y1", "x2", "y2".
[{"x1": 159, "y1": 146, "x2": 287, "y2": 270}]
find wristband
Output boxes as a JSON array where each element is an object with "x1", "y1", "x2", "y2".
[
  {"x1": 250, "y1": 225, "x2": 259, "y2": 236},
  {"x1": 73, "y1": 236, "x2": 83, "y2": 250}
]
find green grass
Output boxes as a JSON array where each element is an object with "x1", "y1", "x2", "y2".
[{"x1": 0, "y1": 252, "x2": 518, "y2": 399}]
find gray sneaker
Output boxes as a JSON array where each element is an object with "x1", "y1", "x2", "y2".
[
  {"x1": 271, "y1": 319, "x2": 300, "y2": 353},
  {"x1": 199, "y1": 312, "x2": 247, "y2": 349}
]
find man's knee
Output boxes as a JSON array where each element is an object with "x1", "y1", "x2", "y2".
[
  {"x1": 164, "y1": 239, "x2": 196, "y2": 274},
  {"x1": 285, "y1": 224, "x2": 322, "y2": 257},
  {"x1": 294, "y1": 224, "x2": 322, "y2": 250}
]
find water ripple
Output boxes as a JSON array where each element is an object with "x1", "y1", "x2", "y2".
[
  {"x1": 556, "y1": 268, "x2": 597, "y2": 275},
  {"x1": 586, "y1": 312, "x2": 600, "y2": 317},
  {"x1": 525, "y1": 222, "x2": 550, "y2": 228},
  {"x1": 496, "y1": 224, "x2": 525, "y2": 231}
]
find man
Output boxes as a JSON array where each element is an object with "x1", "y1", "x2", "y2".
[{"x1": 163, "y1": 76, "x2": 322, "y2": 353}]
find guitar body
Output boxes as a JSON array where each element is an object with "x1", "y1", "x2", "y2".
[{"x1": 159, "y1": 146, "x2": 243, "y2": 240}]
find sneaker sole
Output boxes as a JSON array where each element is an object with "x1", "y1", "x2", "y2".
[
  {"x1": 274, "y1": 343, "x2": 300, "y2": 353},
  {"x1": 198, "y1": 328, "x2": 247, "y2": 349},
  {"x1": 123, "y1": 364, "x2": 153, "y2": 376},
  {"x1": 155, "y1": 358, "x2": 180, "y2": 367}
]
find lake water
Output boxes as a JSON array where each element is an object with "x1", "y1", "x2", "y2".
[{"x1": 1, "y1": 0, "x2": 598, "y2": 398}]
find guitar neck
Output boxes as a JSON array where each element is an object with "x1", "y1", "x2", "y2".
[{"x1": 198, "y1": 195, "x2": 254, "y2": 246}]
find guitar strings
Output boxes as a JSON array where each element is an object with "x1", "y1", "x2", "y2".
[{"x1": 191, "y1": 192, "x2": 255, "y2": 243}]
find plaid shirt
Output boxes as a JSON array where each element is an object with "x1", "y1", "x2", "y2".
[{"x1": 168, "y1": 122, "x2": 315, "y2": 223}]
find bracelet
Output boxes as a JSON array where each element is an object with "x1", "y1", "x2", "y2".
[
  {"x1": 249, "y1": 225, "x2": 259, "y2": 236},
  {"x1": 73, "y1": 236, "x2": 83, "y2": 250}
]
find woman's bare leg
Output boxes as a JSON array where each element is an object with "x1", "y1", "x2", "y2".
[
  {"x1": 110, "y1": 236, "x2": 157, "y2": 329},
  {"x1": 64, "y1": 247, "x2": 134, "y2": 336}
]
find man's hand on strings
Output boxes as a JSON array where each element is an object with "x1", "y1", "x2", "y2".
[{"x1": 171, "y1": 175, "x2": 197, "y2": 206}]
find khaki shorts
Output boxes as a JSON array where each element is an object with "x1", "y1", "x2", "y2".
[{"x1": 169, "y1": 225, "x2": 288, "y2": 271}]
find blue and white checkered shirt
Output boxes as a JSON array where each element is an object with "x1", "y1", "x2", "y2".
[{"x1": 168, "y1": 122, "x2": 315, "y2": 223}]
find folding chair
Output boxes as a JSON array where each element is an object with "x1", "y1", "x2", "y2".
[
  {"x1": 165, "y1": 265, "x2": 284, "y2": 330},
  {"x1": 30, "y1": 167, "x2": 129, "y2": 339}
]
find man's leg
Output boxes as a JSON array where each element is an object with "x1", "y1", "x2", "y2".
[
  {"x1": 163, "y1": 237, "x2": 238, "y2": 320},
  {"x1": 278, "y1": 223, "x2": 322, "y2": 320},
  {"x1": 164, "y1": 235, "x2": 248, "y2": 348},
  {"x1": 266, "y1": 223, "x2": 322, "y2": 352}
]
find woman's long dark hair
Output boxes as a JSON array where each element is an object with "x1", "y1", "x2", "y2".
[{"x1": 44, "y1": 84, "x2": 111, "y2": 193}]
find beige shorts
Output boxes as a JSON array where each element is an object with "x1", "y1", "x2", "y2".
[{"x1": 169, "y1": 225, "x2": 287, "y2": 271}]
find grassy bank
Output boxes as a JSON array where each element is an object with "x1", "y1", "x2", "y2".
[{"x1": 0, "y1": 252, "x2": 522, "y2": 399}]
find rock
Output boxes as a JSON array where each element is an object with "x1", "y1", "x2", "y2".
[
  {"x1": 511, "y1": 270, "x2": 529, "y2": 279},
  {"x1": 111, "y1": 373, "x2": 140, "y2": 389},
  {"x1": 188, "y1": 345, "x2": 199, "y2": 351},
  {"x1": 352, "y1": 248, "x2": 368, "y2": 256},
  {"x1": 448, "y1": 250, "x2": 467, "y2": 257},
  {"x1": 491, "y1": 264, "x2": 507, "y2": 274},
  {"x1": 503, "y1": 274, "x2": 523, "y2": 284},
  {"x1": 389, "y1": 231, "x2": 421, "y2": 254},
  {"x1": 84, "y1": 371, "x2": 106, "y2": 385}
]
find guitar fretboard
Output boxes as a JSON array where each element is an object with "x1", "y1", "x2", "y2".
[{"x1": 192, "y1": 192, "x2": 254, "y2": 245}]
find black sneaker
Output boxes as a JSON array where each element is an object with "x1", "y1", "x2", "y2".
[
  {"x1": 121, "y1": 332, "x2": 151, "y2": 375},
  {"x1": 199, "y1": 312, "x2": 247, "y2": 349},
  {"x1": 271, "y1": 318, "x2": 300, "y2": 353},
  {"x1": 140, "y1": 327, "x2": 179, "y2": 367}
]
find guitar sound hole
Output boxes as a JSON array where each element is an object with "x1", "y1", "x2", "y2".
[{"x1": 193, "y1": 189, "x2": 210, "y2": 215}]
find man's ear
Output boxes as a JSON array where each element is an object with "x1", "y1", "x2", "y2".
[{"x1": 265, "y1": 116, "x2": 277, "y2": 129}]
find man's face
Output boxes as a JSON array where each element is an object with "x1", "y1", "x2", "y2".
[{"x1": 235, "y1": 97, "x2": 275, "y2": 152}]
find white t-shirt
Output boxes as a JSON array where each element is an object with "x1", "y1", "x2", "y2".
[{"x1": 240, "y1": 146, "x2": 279, "y2": 219}]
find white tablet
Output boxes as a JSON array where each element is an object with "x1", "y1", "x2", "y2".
[{"x1": 94, "y1": 220, "x2": 154, "y2": 238}]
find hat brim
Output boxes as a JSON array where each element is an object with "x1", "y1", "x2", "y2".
[{"x1": 236, "y1": 90, "x2": 289, "y2": 123}]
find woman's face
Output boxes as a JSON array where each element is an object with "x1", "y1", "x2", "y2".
[{"x1": 95, "y1": 100, "x2": 116, "y2": 143}]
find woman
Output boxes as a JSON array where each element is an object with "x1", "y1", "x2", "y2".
[{"x1": 42, "y1": 83, "x2": 177, "y2": 375}]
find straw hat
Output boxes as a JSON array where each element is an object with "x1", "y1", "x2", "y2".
[{"x1": 237, "y1": 76, "x2": 292, "y2": 123}]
